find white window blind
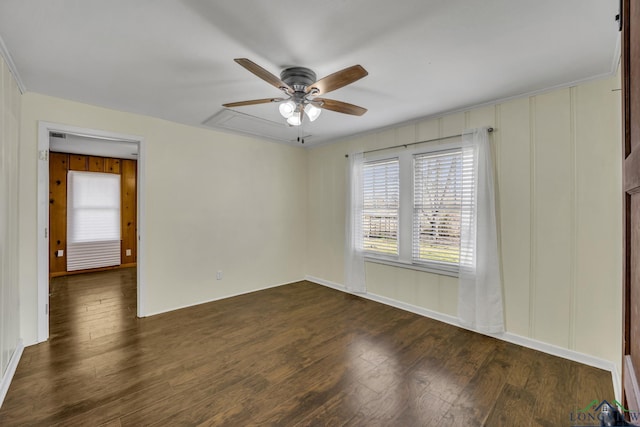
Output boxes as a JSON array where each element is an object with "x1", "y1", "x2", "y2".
[
  {"x1": 67, "y1": 171, "x2": 121, "y2": 271},
  {"x1": 362, "y1": 158, "x2": 399, "y2": 255},
  {"x1": 413, "y1": 149, "x2": 470, "y2": 271}
]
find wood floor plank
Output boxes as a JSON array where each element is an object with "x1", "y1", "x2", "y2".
[
  {"x1": 0, "y1": 268, "x2": 615, "y2": 426},
  {"x1": 484, "y1": 383, "x2": 536, "y2": 427},
  {"x1": 52, "y1": 382, "x2": 173, "y2": 427},
  {"x1": 530, "y1": 352, "x2": 580, "y2": 427},
  {"x1": 441, "y1": 339, "x2": 515, "y2": 425}
]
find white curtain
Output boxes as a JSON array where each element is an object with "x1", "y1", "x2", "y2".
[
  {"x1": 345, "y1": 152, "x2": 366, "y2": 293},
  {"x1": 457, "y1": 128, "x2": 504, "y2": 333}
]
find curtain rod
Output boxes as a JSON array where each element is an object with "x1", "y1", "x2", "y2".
[{"x1": 345, "y1": 127, "x2": 494, "y2": 158}]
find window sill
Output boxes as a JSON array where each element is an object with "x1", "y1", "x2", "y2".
[{"x1": 363, "y1": 256, "x2": 459, "y2": 278}]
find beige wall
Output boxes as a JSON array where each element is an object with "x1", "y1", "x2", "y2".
[
  {"x1": 0, "y1": 56, "x2": 21, "y2": 377},
  {"x1": 19, "y1": 93, "x2": 308, "y2": 344},
  {"x1": 306, "y1": 75, "x2": 622, "y2": 369}
]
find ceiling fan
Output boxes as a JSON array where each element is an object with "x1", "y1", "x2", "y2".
[{"x1": 223, "y1": 58, "x2": 368, "y2": 127}]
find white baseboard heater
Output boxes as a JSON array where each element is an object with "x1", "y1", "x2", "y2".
[{"x1": 67, "y1": 240, "x2": 120, "y2": 271}]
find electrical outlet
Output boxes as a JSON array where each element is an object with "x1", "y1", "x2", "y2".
[
  {"x1": 125, "y1": 249, "x2": 131, "y2": 256},
  {"x1": 216, "y1": 270, "x2": 223, "y2": 280},
  {"x1": 56, "y1": 249, "x2": 64, "y2": 257}
]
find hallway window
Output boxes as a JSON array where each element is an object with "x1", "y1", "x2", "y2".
[{"x1": 67, "y1": 171, "x2": 121, "y2": 271}]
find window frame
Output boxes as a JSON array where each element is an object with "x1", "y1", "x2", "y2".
[
  {"x1": 412, "y1": 147, "x2": 464, "y2": 274},
  {"x1": 66, "y1": 170, "x2": 122, "y2": 272},
  {"x1": 360, "y1": 139, "x2": 467, "y2": 277},
  {"x1": 67, "y1": 170, "x2": 121, "y2": 244}
]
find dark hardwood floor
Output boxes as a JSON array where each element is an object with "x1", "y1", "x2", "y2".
[{"x1": 0, "y1": 269, "x2": 614, "y2": 426}]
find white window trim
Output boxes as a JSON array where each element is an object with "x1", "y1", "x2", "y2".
[
  {"x1": 362, "y1": 138, "x2": 464, "y2": 277},
  {"x1": 363, "y1": 256, "x2": 459, "y2": 277}
]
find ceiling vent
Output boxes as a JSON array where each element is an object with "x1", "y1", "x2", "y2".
[
  {"x1": 203, "y1": 109, "x2": 311, "y2": 144},
  {"x1": 50, "y1": 132, "x2": 66, "y2": 139}
]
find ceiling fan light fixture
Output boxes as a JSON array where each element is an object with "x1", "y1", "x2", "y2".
[
  {"x1": 287, "y1": 114, "x2": 302, "y2": 126},
  {"x1": 279, "y1": 100, "x2": 296, "y2": 118},
  {"x1": 305, "y1": 103, "x2": 322, "y2": 122}
]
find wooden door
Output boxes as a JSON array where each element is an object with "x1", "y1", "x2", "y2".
[{"x1": 623, "y1": 0, "x2": 640, "y2": 412}]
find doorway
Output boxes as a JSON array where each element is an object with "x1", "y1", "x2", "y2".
[{"x1": 36, "y1": 122, "x2": 146, "y2": 343}]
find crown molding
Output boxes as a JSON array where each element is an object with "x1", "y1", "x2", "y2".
[{"x1": 0, "y1": 34, "x2": 26, "y2": 94}]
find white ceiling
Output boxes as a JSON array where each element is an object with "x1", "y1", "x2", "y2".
[{"x1": 0, "y1": 0, "x2": 620, "y2": 146}]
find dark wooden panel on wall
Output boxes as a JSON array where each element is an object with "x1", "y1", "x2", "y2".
[
  {"x1": 105, "y1": 158, "x2": 121, "y2": 174},
  {"x1": 49, "y1": 152, "x2": 137, "y2": 276},
  {"x1": 49, "y1": 153, "x2": 69, "y2": 274},
  {"x1": 89, "y1": 156, "x2": 105, "y2": 172},
  {"x1": 69, "y1": 155, "x2": 88, "y2": 171},
  {"x1": 121, "y1": 159, "x2": 137, "y2": 265}
]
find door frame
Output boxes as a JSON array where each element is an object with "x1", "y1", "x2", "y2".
[
  {"x1": 36, "y1": 121, "x2": 147, "y2": 343},
  {"x1": 622, "y1": 0, "x2": 640, "y2": 412}
]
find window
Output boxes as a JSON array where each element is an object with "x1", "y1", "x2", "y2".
[
  {"x1": 362, "y1": 159, "x2": 399, "y2": 255},
  {"x1": 359, "y1": 143, "x2": 474, "y2": 276},
  {"x1": 348, "y1": 129, "x2": 502, "y2": 329},
  {"x1": 413, "y1": 149, "x2": 463, "y2": 266},
  {"x1": 67, "y1": 171, "x2": 121, "y2": 271}
]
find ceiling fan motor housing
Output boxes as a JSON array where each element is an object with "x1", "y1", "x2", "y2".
[{"x1": 280, "y1": 67, "x2": 317, "y2": 93}]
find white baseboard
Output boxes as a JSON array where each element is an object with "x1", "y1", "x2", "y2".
[
  {"x1": 304, "y1": 275, "x2": 622, "y2": 402},
  {"x1": 0, "y1": 339, "x2": 24, "y2": 408}
]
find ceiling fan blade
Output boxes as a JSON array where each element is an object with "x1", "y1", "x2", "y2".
[
  {"x1": 223, "y1": 97, "x2": 284, "y2": 108},
  {"x1": 234, "y1": 58, "x2": 293, "y2": 94},
  {"x1": 306, "y1": 65, "x2": 368, "y2": 95},
  {"x1": 315, "y1": 98, "x2": 367, "y2": 116}
]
